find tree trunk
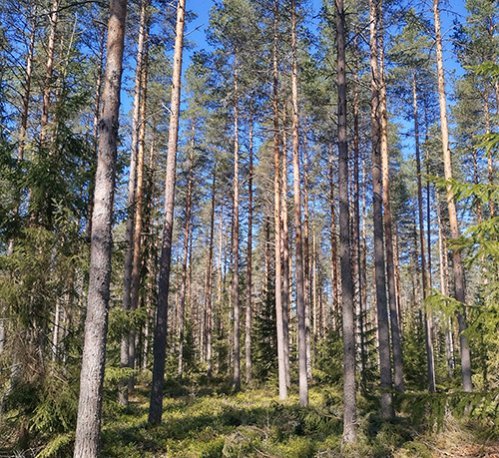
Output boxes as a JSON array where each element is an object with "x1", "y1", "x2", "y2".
[
  {"x1": 273, "y1": 1, "x2": 288, "y2": 399},
  {"x1": 205, "y1": 170, "x2": 216, "y2": 376},
  {"x1": 302, "y1": 144, "x2": 312, "y2": 379},
  {"x1": 378, "y1": 8, "x2": 404, "y2": 393},
  {"x1": 40, "y1": 0, "x2": 60, "y2": 143},
  {"x1": 281, "y1": 108, "x2": 291, "y2": 388},
  {"x1": 119, "y1": 0, "x2": 149, "y2": 406},
  {"x1": 231, "y1": 58, "x2": 241, "y2": 391},
  {"x1": 336, "y1": 0, "x2": 356, "y2": 440},
  {"x1": 352, "y1": 65, "x2": 366, "y2": 385},
  {"x1": 245, "y1": 112, "x2": 254, "y2": 384},
  {"x1": 129, "y1": 21, "x2": 149, "y2": 382},
  {"x1": 177, "y1": 135, "x2": 194, "y2": 378},
  {"x1": 433, "y1": 0, "x2": 472, "y2": 392},
  {"x1": 291, "y1": 0, "x2": 308, "y2": 407},
  {"x1": 73, "y1": 0, "x2": 127, "y2": 455},
  {"x1": 328, "y1": 153, "x2": 339, "y2": 331},
  {"x1": 369, "y1": 0, "x2": 393, "y2": 419},
  {"x1": 148, "y1": 0, "x2": 186, "y2": 425},
  {"x1": 412, "y1": 75, "x2": 436, "y2": 392}
]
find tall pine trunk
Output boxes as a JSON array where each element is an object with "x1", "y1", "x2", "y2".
[
  {"x1": 119, "y1": 0, "x2": 149, "y2": 406},
  {"x1": 433, "y1": 0, "x2": 472, "y2": 392},
  {"x1": 291, "y1": 0, "x2": 308, "y2": 407},
  {"x1": 336, "y1": 0, "x2": 356, "y2": 441},
  {"x1": 378, "y1": 6, "x2": 404, "y2": 393},
  {"x1": 369, "y1": 0, "x2": 393, "y2": 419},
  {"x1": 149, "y1": 0, "x2": 186, "y2": 424},
  {"x1": 73, "y1": 0, "x2": 127, "y2": 454}
]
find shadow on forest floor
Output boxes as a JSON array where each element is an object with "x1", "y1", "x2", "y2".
[{"x1": 100, "y1": 377, "x2": 499, "y2": 458}]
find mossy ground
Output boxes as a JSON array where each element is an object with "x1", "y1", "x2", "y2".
[{"x1": 99, "y1": 376, "x2": 499, "y2": 457}]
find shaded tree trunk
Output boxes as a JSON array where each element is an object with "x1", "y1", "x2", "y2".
[
  {"x1": 231, "y1": 58, "x2": 241, "y2": 391},
  {"x1": 369, "y1": 0, "x2": 393, "y2": 419},
  {"x1": 412, "y1": 74, "x2": 436, "y2": 392},
  {"x1": 336, "y1": 0, "x2": 356, "y2": 441},
  {"x1": 245, "y1": 113, "x2": 254, "y2": 384},
  {"x1": 205, "y1": 169, "x2": 216, "y2": 377}
]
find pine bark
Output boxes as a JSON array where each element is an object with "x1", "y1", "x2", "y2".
[
  {"x1": 148, "y1": 0, "x2": 186, "y2": 425},
  {"x1": 119, "y1": 0, "x2": 149, "y2": 405},
  {"x1": 336, "y1": 0, "x2": 356, "y2": 441},
  {"x1": 73, "y1": 0, "x2": 127, "y2": 454},
  {"x1": 369, "y1": 0, "x2": 393, "y2": 419},
  {"x1": 291, "y1": 0, "x2": 308, "y2": 407},
  {"x1": 433, "y1": 0, "x2": 472, "y2": 392},
  {"x1": 377, "y1": 7, "x2": 404, "y2": 392}
]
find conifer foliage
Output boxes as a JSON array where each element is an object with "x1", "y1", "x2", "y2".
[{"x1": 0, "y1": 0, "x2": 497, "y2": 455}]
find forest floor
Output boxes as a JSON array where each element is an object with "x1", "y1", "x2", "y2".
[{"x1": 100, "y1": 376, "x2": 499, "y2": 458}]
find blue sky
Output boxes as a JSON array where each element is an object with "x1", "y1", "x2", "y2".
[{"x1": 184, "y1": 0, "x2": 469, "y2": 73}]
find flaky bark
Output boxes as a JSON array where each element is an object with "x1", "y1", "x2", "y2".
[{"x1": 73, "y1": 0, "x2": 127, "y2": 455}]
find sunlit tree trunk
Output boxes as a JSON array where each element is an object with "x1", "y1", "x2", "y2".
[
  {"x1": 378, "y1": 5, "x2": 403, "y2": 392},
  {"x1": 433, "y1": 0, "x2": 472, "y2": 392},
  {"x1": 73, "y1": 0, "x2": 127, "y2": 454},
  {"x1": 40, "y1": 0, "x2": 60, "y2": 143},
  {"x1": 149, "y1": 0, "x2": 186, "y2": 425},
  {"x1": 119, "y1": 0, "x2": 149, "y2": 406},
  {"x1": 272, "y1": 1, "x2": 287, "y2": 398},
  {"x1": 177, "y1": 135, "x2": 194, "y2": 378},
  {"x1": 291, "y1": 0, "x2": 308, "y2": 407}
]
